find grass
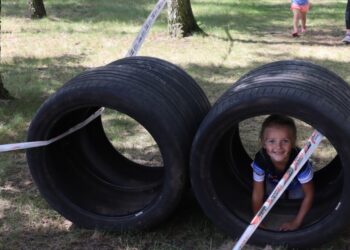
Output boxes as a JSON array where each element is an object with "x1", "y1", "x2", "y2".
[
  {"x1": 1, "y1": 0, "x2": 350, "y2": 249},
  {"x1": 102, "y1": 108, "x2": 163, "y2": 166}
]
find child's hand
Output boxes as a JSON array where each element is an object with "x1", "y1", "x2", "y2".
[{"x1": 279, "y1": 220, "x2": 301, "y2": 231}]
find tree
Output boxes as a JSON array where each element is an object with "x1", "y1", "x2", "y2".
[
  {"x1": 0, "y1": 76, "x2": 12, "y2": 100},
  {"x1": 28, "y1": 0, "x2": 47, "y2": 19},
  {"x1": 0, "y1": 11, "x2": 12, "y2": 100},
  {"x1": 167, "y1": 0, "x2": 202, "y2": 38}
]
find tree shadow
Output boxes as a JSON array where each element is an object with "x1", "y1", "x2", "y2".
[
  {"x1": 1, "y1": 179, "x2": 227, "y2": 249},
  {"x1": 181, "y1": 56, "x2": 349, "y2": 104},
  {"x1": 211, "y1": 25, "x2": 347, "y2": 48},
  {"x1": 0, "y1": 55, "x2": 90, "y2": 145},
  {"x1": 194, "y1": 1, "x2": 345, "y2": 35},
  {"x1": 2, "y1": 0, "x2": 156, "y2": 24},
  {"x1": 3, "y1": 1, "x2": 345, "y2": 35},
  {"x1": 0, "y1": 135, "x2": 224, "y2": 248}
]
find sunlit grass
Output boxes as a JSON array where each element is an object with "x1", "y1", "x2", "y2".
[{"x1": 101, "y1": 109, "x2": 163, "y2": 166}]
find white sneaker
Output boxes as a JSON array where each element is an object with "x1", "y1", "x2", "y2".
[{"x1": 342, "y1": 33, "x2": 350, "y2": 44}]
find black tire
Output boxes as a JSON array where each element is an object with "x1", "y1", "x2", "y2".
[
  {"x1": 26, "y1": 57, "x2": 210, "y2": 231},
  {"x1": 108, "y1": 56, "x2": 210, "y2": 118},
  {"x1": 190, "y1": 61, "x2": 350, "y2": 248},
  {"x1": 237, "y1": 60, "x2": 350, "y2": 90},
  {"x1": 221, "y1": 61, "x2": 346, "y2": 205}
]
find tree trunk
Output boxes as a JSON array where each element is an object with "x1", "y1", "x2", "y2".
[
  {"x1": 0, "y1": 10, "x2": 12, "y2": 100},
  {"x1": 0, "y1": 75, "x2": 12, "y2": 100},
  {"x1": 167, "y1": 0, "x2": 202, "y2": 38},
  {"x1": 28, "y1": 0, "x2": 47, "y2": 19}
]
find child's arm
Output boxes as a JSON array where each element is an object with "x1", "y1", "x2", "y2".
[
  {"x1": 252, "y1": 180, "x2": 264, "y2": 214},
  {"x1": 279, "y1": 181, "x2": 314, "y2": 231}
]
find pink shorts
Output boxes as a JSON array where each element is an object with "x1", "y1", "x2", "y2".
[{"x1": 291, "y1": 3, "x2": 310, "y2": 13}]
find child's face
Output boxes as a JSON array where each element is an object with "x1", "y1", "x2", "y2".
[{"x1": 262, "y1": 125, "x2": 295, "y2": 168}]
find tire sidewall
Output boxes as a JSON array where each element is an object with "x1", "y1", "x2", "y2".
[
  {"x1": 191, "y1": 95, "x2": 350, "y2": 246},
  {"x1": 27, "y1": 81, "x2": 186, "y2": 230}
]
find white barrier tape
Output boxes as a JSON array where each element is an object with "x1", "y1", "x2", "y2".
[
  {"x1": 126, "y1": 0, "x2": 167, "y2": 57},
  {"x1": 0, "y1": 108, "x2": 105, "y2": 153},
  {"x1": 0, "y1": 0, "x2": 166, "y2": 154},
  {"x1": 233, "y1": 130, "x2": 324, "y2": 250}
]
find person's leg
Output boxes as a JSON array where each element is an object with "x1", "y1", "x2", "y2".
[
  {"x1": 292, "y1": 9, "x2": 301, "y2": 36},
  {"x1": 346, "y1": 0, "x2": 350, "y2": 30},
  {"x1": 301, "y1": 12, "x2": 307, "y2": 32},
  {"x1": 342, "y1": 0, "x2": 350, "y2": 43}
]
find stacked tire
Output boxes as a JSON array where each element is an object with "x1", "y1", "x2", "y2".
[
  {"x1": 26, "y1": 56, "x2": 210, "y2": 231},
  {"x1": 190, "y1": 60, "x2": 350, "y2": 248}
]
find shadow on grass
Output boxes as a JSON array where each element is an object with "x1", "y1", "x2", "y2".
[
  {"x1": 2, "y1": 0, "x2": 157, "y2": 24},
  {"x1": 211, "y1": 26, "x2": 346, "y2": 48},
  {"x1": 184, "y1": 61, "x2": 277, "y2": 102},
  {"x1": 2, "y1": 178, "x2": 350, "y2": 249},
  {"x1": 182, "y1": 56, "x2": 349, "y2": 103},
  {"x1": 0, "y1": 54, "x2": 93, "y2": 145},
  {"x1": 1, "y1": 55, "x2": 88, "y2": 117},
  {"x1": 2, "y1": 0, "x2": 345, "y2": 37},
  {"x1": 194, "y1": 1, "x2": 345, "y2": 40},
  {"x1": 1, "y1": 177, "x2": 227, "y2": 249}
]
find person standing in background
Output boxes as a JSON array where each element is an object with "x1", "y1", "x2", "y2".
[
  {"x1": 342, "y1": 0, "x2": 350, "y2": 43},
  {"x1": 290, "y1": 0, "x2": 311, "y2": 37}
]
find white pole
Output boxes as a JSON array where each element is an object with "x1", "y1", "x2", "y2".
[{"x1": 233, "y1": 130, "x2": 324, "y2": 250}]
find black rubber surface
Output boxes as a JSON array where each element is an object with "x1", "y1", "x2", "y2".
[
  {"x1": 26, "y1": 57, "x2": 210, "y2": 231},
  {"x1": 223, "y1": 60, "x2": 346, "y2": 203},
  {"x1": 190, "y1": 60, "x2": 350, "y2": 248}
]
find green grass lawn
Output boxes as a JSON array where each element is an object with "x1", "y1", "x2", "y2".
[{"x1": 1, "y1": 0, "x2": 350, "y2": 249}]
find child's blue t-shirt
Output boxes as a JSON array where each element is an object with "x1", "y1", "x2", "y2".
[
  {"x1": 292, "y1": 0, "x2": 309, "y2": 5},
  {"x1": 251, "y1": 148, "x2": 313, "y2": 191}
]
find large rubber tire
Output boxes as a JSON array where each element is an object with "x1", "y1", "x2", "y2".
[
  {"x1": 237, "y1": 60, "x2": 350, "y2": 90},
  {"x1": 221, "y1": 60, "x2": 346, "y2": 207},
  {"x1": 108, "y1": 56, "x2": 210, "y2": 119},
  {"x1": 26, "y1": 57, "x2": 210, "y2": 231},
  {"x1": 190, "y1": 61, "x2": 350, "y2": 248}
]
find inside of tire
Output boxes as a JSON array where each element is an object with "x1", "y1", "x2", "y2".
[{"x1": 43, "y1": 107, "x2": 164, "y2": 216}]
